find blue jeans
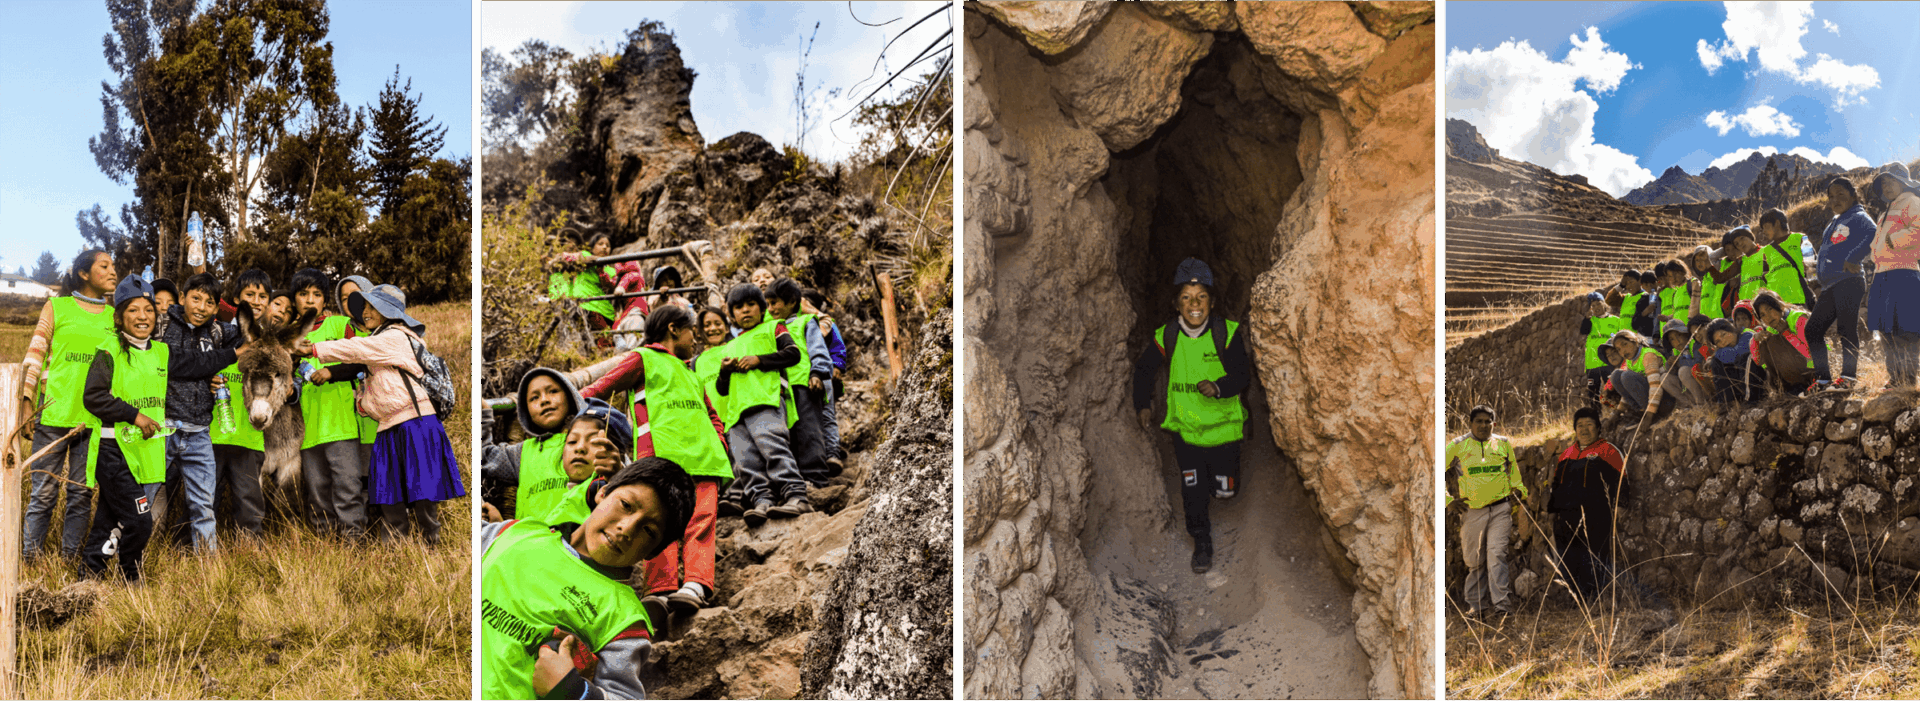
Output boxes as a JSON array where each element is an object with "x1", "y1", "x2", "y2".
[
  {"x1": 23, "y1": 424, "x2": 92, "y2": 559},
  {"x1": 1610, "y1": 368, "x2": 1651, "y2": 414},
  {"x1": 166, "y1": 429, "x2": 219, "y2": 551}
]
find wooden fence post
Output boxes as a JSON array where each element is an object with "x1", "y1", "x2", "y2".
[
  {"x1": 1, "y1": 362, "x2": 22, "y2": 700},
  {"x1": 876, "y1": 273, "x2": 904, "y2": 382}
]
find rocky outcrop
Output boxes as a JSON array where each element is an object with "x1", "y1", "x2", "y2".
[
  {"x1": 966, "y1": 2, "x2": 1434, "y2": 698},
  {"x1": 1445, "y1": 119, "x2": 1497, "y2": 164},
  {"x1": 1621, "y1": 151, "x2": 1844, "y2": 207},
  {"x1": 578, "y1": 27, "x2": 705, "y2": 247},
  {"x1": 803, "y1": 311, "x2": 954, "y2": 699},
  {"x1": 1450, "y1": 392, "x2": 1920, "y2": 608}
]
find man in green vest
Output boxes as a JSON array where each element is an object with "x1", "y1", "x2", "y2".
[
  {"x1": 1446, "y1": 405, "x2": 1523, "y2": 619},
  {"x1": 1132, "y1": 258, "x2": 1250, "y2": 574},
  {"x1": 480, "y1": 367, "x2": 586, "y2": 522},
  {"x1": 1579, "y1": 292, "x2": 1630, "y2": 405},
  {"x1": 481, "y1": 456, "x2": 694, "y2": 700}
]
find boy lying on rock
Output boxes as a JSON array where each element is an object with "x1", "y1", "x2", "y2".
[{"x1": 481, "y1": 456, "x2": 694, "y2": 699}]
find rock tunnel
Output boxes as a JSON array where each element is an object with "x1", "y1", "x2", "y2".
[{"x1": 964, "y1": 2, "x2": 1435, "y2": 699}]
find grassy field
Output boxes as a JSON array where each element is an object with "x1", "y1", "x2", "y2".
[{"x1": 9, "y1": 300, "x2": 474, "y2": 699}]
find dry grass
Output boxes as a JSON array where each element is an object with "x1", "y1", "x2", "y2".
[
  {"x1": 12, "y1": 300, "x2": 474, "y2": 699},
  {"x1": 0, "y1": 323, "x2": 29, "y2": 364}
]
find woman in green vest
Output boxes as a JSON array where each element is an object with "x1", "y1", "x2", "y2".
[
  {"x1": 77, "y1": 276, "x2": 168, "y2": 582},
  {"x1": 580, "y1": 304, "x2": 736, "y2": 616},
  {"x1": 18, "y1": 249, "x2": 117, "y2": 562},
  {"x1": 1131, "y1": 258, "x2": 1250, "y2": 574}
]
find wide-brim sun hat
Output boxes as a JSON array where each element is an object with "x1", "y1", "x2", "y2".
[{"x1": 348, "y1": 284, "x2": 426, "y2": 334}]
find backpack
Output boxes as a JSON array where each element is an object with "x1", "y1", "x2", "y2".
[
  {"x1": 1158, "y1": 316, "x2": 1230, "y2": 361},
  {"x1": 383, "y1": 326, "x2": 456, "y2": 418}
]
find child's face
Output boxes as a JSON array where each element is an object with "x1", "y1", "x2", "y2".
[
  {"x1": 750, "y1": 268, "x2": 774, "y2": 290},
  {"x1": 575, "y1": 482, "x2": 669, "y2": 568},
  {"x1": 1757, "y1": 305, "x2": 1786, "y2": 329},
  {"x1": 702, "y1": 313, "x2": 729, "y2": 346},
  {"x1": 769, "y1": 297, "x2": 796, "y2": 319},
  {"x1": 83, "y1": 253, "x2": 118, "y2": 295},
  {"x1": 1733, "y1": 235, "x2": 1758, "y2": 255},
  {"x1": 295, "y1": 286, "x2": 325, "y2": 315},
  {"x1": 1589, "y1": 299, "x2": 1609, "y2": 317},
  {"x1": 1175, "y1": 284, "x2": 1211, "y2": 327},
  {"x1": 1828, "y1": 183, "x2": 1854, "y2": 213},
  {"x1": 359, "y1": 302, "x2": 386, "y2": 330},
  {"x1": 731, "y1": 301, "x2": 764, "y2": 330},
  {"x1": 184, "y1": 289, "x2": 218, "y2": 326},
  {"x1": 238, "y1": 284, "x2": 269, "y2": 316},
  {"x1": 1734, "y1": 310, "x2": 1754, "y2": 328},
  {"x1": 154, "y1": 289, "x2": 176, "y2": 310},
  {"x1": 267, "y1": 296, "x2": 292, "y2": 326},
  {"x1": 561, "y1": 418, "x2": 620, "y2": 483},
  {"x1": 1619, "y1": 277, "x2": 1638, "y2": 293},
  {"x1": 1712, "y1": 329, "x2": 1739, "y2": 350},
  {"x1": 525, "y1": 375, "x2": 571, "y2": 431},
  {"x1": 120, "y1": 298, "x2": 157, "y2": 339},
  {"x1": 592, "y1": 238, "x2": 610, "y2": 256}
]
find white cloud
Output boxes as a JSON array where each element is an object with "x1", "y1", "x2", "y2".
[
  {"x1": 1822, "y1": 19, "x2": 1839, "y2": 35},
  {"x1": 1446, "y1": 27, "x2": 1653, "y2": 197},
  {"x1": 1707, "y1": 144, "x2": 1870, "y2": 170},
  {"x1": 1702, "y1": 103, "x2": 1800, "y2": 138},
  {"x1": 1695, "y1": 1, "x2": 1879, "y2": 107}
]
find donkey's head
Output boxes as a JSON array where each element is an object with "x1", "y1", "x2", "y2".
[{"x1": 236, "y1": 305, "x2": 317, "y2": 431}]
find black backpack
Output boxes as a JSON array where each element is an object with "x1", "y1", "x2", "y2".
[{"x1": 382, "y1": 326, "x2": 457, "y2": 418}]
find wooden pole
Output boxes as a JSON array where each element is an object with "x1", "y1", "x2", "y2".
[
  {"x1": 876, "y1": 273, "x2": 904, "y2": 382},
  {"x1": 1, "y1": 363, "x2": 23, "y2": 700}
]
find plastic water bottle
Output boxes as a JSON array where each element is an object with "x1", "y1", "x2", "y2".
[
  {"x1": 298, "y1": 360, "x2": 318, "y2": 384},
  {"x1": 186, "y1": 213, "x2": 205, "y2": 268},
  {"x1": 215, "y1": 383, "x2": 235, "y2": 434}
]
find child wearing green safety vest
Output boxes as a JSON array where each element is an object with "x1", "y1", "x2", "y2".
[
  {"x1": 290, "y1": 268, "x2": 369, "y2": 539},
  {"x1": 211, "y1": 269, "x2": 274, "y2": 537},
  {"x1": 1131, "y1": 258, "x2": 1249, "y2": 575},
  {"x1": 695, "y1": 307, "x2": 747, "y2": 517},
  {"x1": 581, "y1": 304, "x2": 736, "y2": 620},
  {"x1": 766, "y1": 278, "x2": 834, "y2": 488},
  {"x1": 538, "y1": 399, "x2": 633, "y2": 527},
  {"x1": 335, "y1": 275, "x2": 380, "y2": 489},
  {"x1": 1446, "y1": 405, "x2": 1522, "y2": 617},
  {"x1": 1578, "y1": 292, "x2": 1630, "y2": 405},
  {"x1": 1655, "y1": 261, "x2": 1693, "y2": 324},
  {"x1": 716, "y1": 283, "x2": 806, "y2": 528},
  {"x1": 18, "y1": 249, "x2": 118, "y2": 562},
  {"x1": 547, "y1": 234, "x2": 620, "y2": 340},
  {"x1": 1687, "y1": 246, "x2": 1726, "y2": 319},
  {"x1": 1608, "y1": 330, "x2": 1669, "y2": 432},
  {"x1": 481, "y1": 367, "x2": 585, "y2": 522},
  {"x1": 1755, "y1": 208, "x2": 1810, "y2": 306},
  {"x1": 1604, "y1": 269, "x2": 1658, "y2": 339},
  {"x1": 1749, "y1": 291, "x2": 1818, "y2": 396},
  {"x1": 481, "y1": 456, "x2": 694, "y2": 700},
  {"x1": 77, "y1": 276, "x2": 170, "y2": 582}
]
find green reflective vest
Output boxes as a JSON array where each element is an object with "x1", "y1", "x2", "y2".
[
  {"x1": 1737, "y1": 253, "x2": 1766, "y2": 301},
  {"x1": 1659, "y1": 286, "x2": 1690, "y2": 320},
  {"x1": 694, "y1": 348, "x2": 728, "y2": 428},
  {"x1": 300, "y1": 315, "x2": 360, "y2": 449},
  {"x1": 1619, "y1": 292, "x2": 1645, "y2": 319},
  {"x1": 1699, "y1": 263, "x2": 1728, "y2": 319},
  {"x1": 481, "y1": 520, "x2": 652, "y2": 700},
  {"x1": 1583, "y1": 315, "x2": 1629, "y2": 369},
  {"x1": 635, "y1": 348, "x2": 733, "y2": 481},
  {"x1": 1624, "y1": 345, "x2": 1662, "y2": 374},
  {"x1": 718, "y1": 320, "x2": 796, "y2": 428},
  {"x1": 570, "y1": 253, "x2": 616, "y2": 322},
  {"x1": 780, "y1": 314, "x2": 818, "y2": 388},
  {"x1": 540, "y1": 480, "x2": 593, "y2": 526},
  {"x1": 86, "y1": 339, "x2": 169, "y2": 487},
  {"x1": 1447, "y1": 433, "x2": 1522, "y2": 509},
  {"x1": 1762, "y1": 232, "x2": 1808, "y2": 305},
  {"x1": 209, "y1": 362, "x2": 265, "y2": 451},
  {"x1": 1158, "y1": 320, "x2": 1246, "y2": 447},
  {"x1": 515, "y1": 434, "x2": 569, "y2": 521},
  {"x1": 39, "y1": 296, "x2": 116, "y2": 429}
]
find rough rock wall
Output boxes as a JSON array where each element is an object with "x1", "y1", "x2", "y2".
[
  {"x1": 579, "y1": 28, "x2": 705, "y2": 246},
  {"x1": 1444, "y1": 296, "x2": 1588, "y2": 422},
  {"x1": 965, "y1": 2, "x2": 1435, "y2": 698},
  {"x1": 1447, "y1": 392, "x2": 1920, "y2": 607},
  {"x1": 803, "y1": 311, "x2": 955, "y2": 699}
]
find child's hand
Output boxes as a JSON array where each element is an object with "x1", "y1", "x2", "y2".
[
  {"x1": 133, "y1": 414, "x2": 161, "y2": 440},
  {"x1": 481, "y1": 502, "x2": 501, "y2": 522},
  {"x1": 736, "y1": 355, "x2": 760, "y2": 370},
  {"x1": 1197, "y1": 380, "x2": 1219, "y2": 398},
  {"x1": 533, "y1": 635, "x2": 593, "y2": 696},
  {"x1": 210, "y1": 375, "x2": 226, "y2": 387},
  {"x1": 808, "y1": 377, "x2": 823, "y2": 392},
  {"x1": 310, "y1": 368, "x2": 333, "y2": 385},
  {"x1": 292, "y1": 338, "x2": 316, "y2": 357}
]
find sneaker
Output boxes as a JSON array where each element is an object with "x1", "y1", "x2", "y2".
[
  {"x1": 642, "y1": 594, "x2": 670, "y2": 632},
  {"x1": 666, "y1": 583, "x2": 709, "y2": 613},
  {"x1": 743, "y1": 501, "x2": 772, "y2": 528},
  {"x1": 1830, "y1": 376, "x2": 1858, "y2": 392},
  {"x1": 768, "y1": 497, "x2": 811, "y2": 519},
  {"x1": 717, "y1": 498, "x2": 743, "y2": 518},
  {"x1": 826, "y1": 456, "x2": 845, "y2": 476},
  {"x1": 1191, "y1": 540, "x2": 1213, "y2": 574}
]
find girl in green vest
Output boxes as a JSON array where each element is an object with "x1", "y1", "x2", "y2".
[
  {"x1": 77, "y1": 276, "x2": 168, "y2": 582},
  {"x1": 538, "y1": 400, "x2": 634, "y2": 527},
  {"x1": 480, "y1": 456, "x2": 694, "y2": 700},
  {"x1": 716, "y1": 283, "x2": 805, "y2": 528},
  {"x1": 767, "y1": 278, "x2": 833, "y2": 488},
  {"x1": 580, "y1": 304, "x2": 736, "y2": 617},
  {"x1": 1130, "y1": 258, "x2": 1249, "y2": 574},
  {"x1": 1749, "y1": 291, "x2": 1817, "y2": 395},
  {"x1": 210, "y1": 269, "x2": 273, "y2": 537},
  {"x1": 290, "y1": 268, "x2": 368, "y2": 539},
  {"x1": 695, "y1": 307, "x2": 746, "y2": 518},
  {"x1": 18, "y1": 249, "x2": 117, "y2": 562},
  {"x1": 1686, "y1": 246, "x2": 1726, "y2": 319}
]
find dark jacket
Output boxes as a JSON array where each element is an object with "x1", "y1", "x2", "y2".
[
  {"x1": 1132, "y1": 315, "x2": 1251, "y2": 412},
  {"x1": 84, "y1": 336, "x2": 228, "y2": 427},
  {"x1": 158, "y1": 304, "x2": 238, "y2": 427},
  {"x1": 1816, "y1": 204, "x2": 1877, "y2": 283}
]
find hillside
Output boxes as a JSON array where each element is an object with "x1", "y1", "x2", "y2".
[{"x1": 1621, "y1": 150, "x2": 1844, "y2": 206}]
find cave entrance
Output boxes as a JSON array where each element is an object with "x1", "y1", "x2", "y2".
[{"x1": 1073, "y1": 40, "x2": 1372, "y2": 699}]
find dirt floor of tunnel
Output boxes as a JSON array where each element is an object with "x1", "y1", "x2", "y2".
[{"x1": 1078, "y1": 380, "x2": 1370, "y2": 699}]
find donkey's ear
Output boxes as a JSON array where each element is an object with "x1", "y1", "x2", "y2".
[
  {"x1": 236, "y1": 302, "x2": 259, "y2": 345},
  {"x1": 282, "y1": 308, "x2": 318, "y2": 343}
]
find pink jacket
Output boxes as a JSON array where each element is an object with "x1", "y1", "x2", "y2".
[
  {"x1": 314, "y1": 325, "x2": 435, "y2": 431},
  {"x1": 1872, "y1": 192, "x2": 1920, "y2": 273}
]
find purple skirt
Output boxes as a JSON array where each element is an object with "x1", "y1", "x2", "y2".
[
  {"x1": 1868, "y1": 270, "x2": 1920, "y2": 335},
  {"x1": 369, "y1": 414, "x2": 468, "y2": 505}
]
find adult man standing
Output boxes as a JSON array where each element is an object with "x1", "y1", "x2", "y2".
[{"x1": 1448, "y1": 405, "x2": 1524, "y2": 618}]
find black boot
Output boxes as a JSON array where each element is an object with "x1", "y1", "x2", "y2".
[{"x1": 1191, "y1": 538, "x2": 1213, "y2": 574}]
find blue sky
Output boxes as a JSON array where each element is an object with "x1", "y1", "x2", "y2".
[
  {"x1": 1447, "y1": 1, "x2": 1920, "y2": 197},
  {"x1": 482, "y1": 1, "x2": 951, "y2": 162},
  {"x1": 0, "y1": 0, "x2": 472, "y2": 277}
]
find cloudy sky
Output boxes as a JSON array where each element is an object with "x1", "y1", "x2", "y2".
[
  {"x1": 0, "y1": 0, "x2": 472, "y2": 277},
  {"x1": 1447, "y1": 1, "x2": 1920, "y2": 197},
  {"x1": 482, "y1": 1, "x2": 951, "y2": 162}
]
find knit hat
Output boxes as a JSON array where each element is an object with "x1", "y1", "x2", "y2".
[
  {"x1": 347, "y1": 284, "x2": 425, "y2": 334},
  {"x1": 1173, "y1": 257, "x2": 1214, "y2": 287},
  {"x1": 113, "y1": 275, "x2": 154, "y2": 308},
  {"x1": 577, "y1": 397, "x2": 634, "y2": 461}
]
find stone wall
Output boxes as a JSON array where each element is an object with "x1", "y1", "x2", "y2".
[
  {"x1": 1444, "y1": 295, "x2": 1589, "y2": 423},
  {"x1": 1448, "y1": 392, "x2": 1920, "y2": 607}
]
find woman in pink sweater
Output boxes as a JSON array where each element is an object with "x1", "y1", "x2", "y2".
[
  {"x1": 1868, "y1": 171, "x2": 1920, "y2": 390},
  {"x1": 294, "y1": 284, "x2": 465, "y2": 544}
]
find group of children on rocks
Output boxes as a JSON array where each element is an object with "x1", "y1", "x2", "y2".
[
  {"x1": 1578, "y1": 171, "x2": 1920, "y2": 431},
  {"x1": 18, "y1": 251, "x2": 465, "y2": 584},
  {"x1": 481, "y1": 264, "x2": 852, "y2": 699}
]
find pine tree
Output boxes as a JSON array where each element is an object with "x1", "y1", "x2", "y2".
[
  {"x1": 30, "y1": 252, "x2": 60, "y2": 286},
  {"x1": 367, "y1": 67, "x2": 448, "y2": 218}
]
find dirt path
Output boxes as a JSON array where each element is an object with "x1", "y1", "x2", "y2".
[{"x1": 1079, "y1": 385, "x2": 1371, "y2": 699}]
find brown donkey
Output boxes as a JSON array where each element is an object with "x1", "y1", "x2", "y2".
[{"x1": 236, "y1": 305, "x2": 317, "y2": 522}]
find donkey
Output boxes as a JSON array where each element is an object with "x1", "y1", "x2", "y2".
[{"x1": 236, "y1": 305, "x2": 317, "y2": 523}]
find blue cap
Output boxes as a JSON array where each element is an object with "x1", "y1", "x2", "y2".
[
  {"x1": 1586, "y1": 291, "x2": 1603, "y2": 302},
  {"x1": 577, "y1": 398, "x2": 634, "y2": 461},
  {"x1": 1173, "y1": 257, "x2": 1214, "y2": 287},
  {"x1": 113, "y1": 276, "x2": 154, "y2": 308}
]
